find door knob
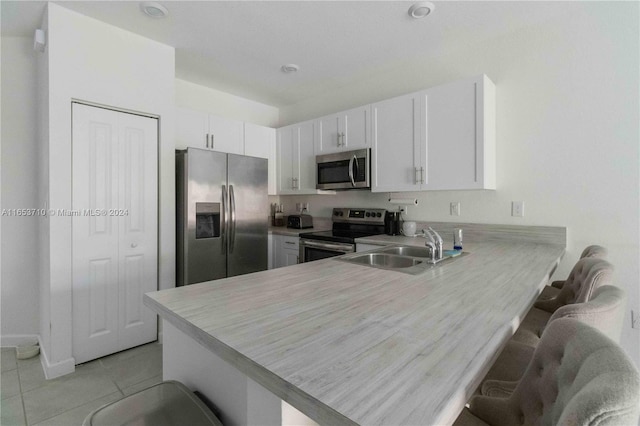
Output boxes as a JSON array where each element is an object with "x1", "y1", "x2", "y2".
[{"x1": 131, "y1": 243, "x2": 138, "y2": 248}]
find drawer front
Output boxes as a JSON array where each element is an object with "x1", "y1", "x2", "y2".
[{"x1": 282, "y1": 236, "x2": 300, "y2": 249}]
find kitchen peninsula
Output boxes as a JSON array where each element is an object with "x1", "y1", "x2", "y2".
[{"x1": 144, "y1": 232, "x2": 565, "y2": 425}]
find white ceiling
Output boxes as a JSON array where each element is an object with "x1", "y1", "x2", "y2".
[{"x1": 2, "y1": 1, "x2": 577, "y2": 107}]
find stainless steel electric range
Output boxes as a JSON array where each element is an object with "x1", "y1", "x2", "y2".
[{"x1": 298, "y1": 207, "x2": 386, "y2": 263}]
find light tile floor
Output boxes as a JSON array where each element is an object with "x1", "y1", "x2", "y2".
[{"x1": 1, "y1": 342, "x2": 162, "y2": 426}]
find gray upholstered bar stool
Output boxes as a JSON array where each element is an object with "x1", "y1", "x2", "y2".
[
  {"x1": 83, "y1": 381, "x2": 223, "y2": 426},
  {"x1": 479, "y1": 285, "x2": 626, "y2": 394},
  {"x1": 537, "y1": 245, "x2": 607, "y2": 301},
  {"x1": 454, "y1": 318, "x2": 640, "y2": 426},
  {"x1": 512, "y1": 257, "x2": 613, "y2": 347}
]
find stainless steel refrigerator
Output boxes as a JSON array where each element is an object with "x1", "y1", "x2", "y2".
[{"x1": 176, "y1": 148, "x2": 268, "y2": 285}]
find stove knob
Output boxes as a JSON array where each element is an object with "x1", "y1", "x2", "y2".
[
  {"x1": 365, "y1": 212, "x2": 371, "y2": 217},
  {"x1": 334, "y1": 211, "x2": 340, "y2": 216},
  {"x1": 376, "y1": 212, "x2": 382, "y2": 217}
]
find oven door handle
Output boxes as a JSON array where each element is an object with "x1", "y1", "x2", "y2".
[{"x1": 301, "y1": 239, "x2": 355, "y2": 252}]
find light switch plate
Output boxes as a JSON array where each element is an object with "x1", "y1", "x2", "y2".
[
  {"x1": 512, "y1": 201, "x2": 525, "y2": 217},
  {"x1": 450, "y1": 202, "x2": 460, "y2": 216}
]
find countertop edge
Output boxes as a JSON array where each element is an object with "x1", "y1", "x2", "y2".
[{"x1": 143, "y1": 294, "x2": 358, "y2": 426}]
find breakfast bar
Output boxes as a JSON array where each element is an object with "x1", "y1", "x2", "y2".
[{"x1": 144, "y1": 238, "x2": 565, "y2": 425}]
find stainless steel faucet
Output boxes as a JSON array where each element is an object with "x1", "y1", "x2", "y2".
[{"x1": 422, "y1": 227, "x2": 443, "y2": 263}]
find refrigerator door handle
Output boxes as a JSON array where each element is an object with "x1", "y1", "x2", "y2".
[
  {"x1": 221, "y1": 184, "x2": 227, "y2": 254},
  {"x1": 229, "y1": 184, "x2": 236, "y2": 253}
]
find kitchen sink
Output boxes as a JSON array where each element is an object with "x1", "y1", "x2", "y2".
[
  {"x1": 335, "y1": 245, "x2": 466, "y2": 275},
  {"x1": 377, "y1": 246, "x2": 434, "y2": 258},
  {"x1": 346, "y1": 253, "x2": 423, "y2": 268}
]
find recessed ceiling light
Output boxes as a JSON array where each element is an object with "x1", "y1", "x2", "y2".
[
  {"x1": 141, "y1": 2, "x2": 169, "y2": 18},
  {"x1": 408, "y1": 2, "x2": 435, "y2": 19},
  {"x1": 281, "y1": 64, "x2": 300, "y2": 74}
]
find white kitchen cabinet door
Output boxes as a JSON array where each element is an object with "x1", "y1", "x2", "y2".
[
  {"x1": 316, "y1": 114, "x2": 341, "y2": 154},
  {"x1": 176, "y1": 107, "x2": 208, "y2": 150},
  {"x1": 277, "y1": 120, "x2": 315, "y2": 194},
  {"x1": 244, "y1": 122, "x2": 277, "y2": 195},
  {"x1": 315, "y1": 106, "x2": 370, "y2": 155},
  {"x1": 273, "y1": 235, "x2": 299, "y2": 268},
  {"x1": 277, "y1": 125, "x2": 297, "y2": 194},
  {"x1": 208, "y1": 114, "x2": 244, "y2": 155},
  {"x1": 72, "y1": 103, "x2": 158, "y2": 364},
  {"x1": 423, "y1": 75, "x2": 496, "y2": 190},
  {"x1": 297, "y1": 120, "x2": 316, "y2": 192},
  {"x1": 176, "y1": 107, "x2": 245, "y2": 154},
  {"x1": 371, "y1": 92, "x2": 426, "y2": 192}
]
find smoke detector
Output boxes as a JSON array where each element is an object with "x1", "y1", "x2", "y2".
[
  {"x1": 141, "y1": 2, "x2": 169, "y2": 18},
  {"x1": 408, "y1": 2, "x2": 435, "y2": 19}
]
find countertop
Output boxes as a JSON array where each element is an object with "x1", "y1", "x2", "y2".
[
  {"x1": 268, "y1": 226, "x2": 329, "y2": 236},
  {"x1": 145, "y1": 239, "x2": 564, "y2": 425}
]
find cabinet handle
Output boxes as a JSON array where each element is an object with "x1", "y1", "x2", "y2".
[
  {"x1": 211, "y1": 134, "x2": 215, "y2": 149},
  {"x1": 414, "y1": 167, "x2": 419, "y2": 184},
  {"x1": 341, "y1": 132, "x2": 346, "y2": 147},
  {"x1": 420, "y1": 166, "x2": 425, "y2": 184},
  {"x1": 206, "y1": 134, "x2": 209, "y2": 149},
  {"x1": 285, "y1": 241, "x2": 296, "y2": 245}
]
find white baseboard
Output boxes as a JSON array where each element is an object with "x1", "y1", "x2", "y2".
[
  {"x1": 0, "y1": 334, "x2": 39, "y2": 347},
  {"x1": 38, "y1": 336, "x2": 75, "y2": 379}
]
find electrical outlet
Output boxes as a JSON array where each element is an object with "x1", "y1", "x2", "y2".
[
  {"x1": 632, "y1": 310, "x2": 639, "y2": 329},
  {"x1": 304, "y1": 202, "x2": 309, "y2": 212},
  {"x1": 511, "y1": 201, "x2": 525, "y2": 217},
  {"x1": 450, "y1": 202, "x2": 461, "y2": 216}
]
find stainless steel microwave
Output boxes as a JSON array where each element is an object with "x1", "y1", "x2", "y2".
[{"x1": 316, "y1": 148, "x2": 370, "y2": 190}]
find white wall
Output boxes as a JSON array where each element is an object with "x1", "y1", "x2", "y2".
[
  {"x1": 38, "y1": 3, "x2": 175, "y2": 377},
  {"x1": 279, "y1": 3, "x2": 640, "y2": 364},
  {"x1": 176, "y1": 79, "x2": 279, "y2": 127},
  {"x1": 0, "y1": 37, "x2": 40, "y2": 345}
]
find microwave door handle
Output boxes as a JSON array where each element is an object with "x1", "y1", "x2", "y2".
[
  {"x1": 353, "y1": 155, "x2": 360, "y2": 185},
  {"x1": 348, "y1": 155, "x2": 356, "y2": 187}
]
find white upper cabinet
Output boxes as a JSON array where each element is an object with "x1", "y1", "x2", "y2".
[
  {"x1": 371, "y1": 91, "x2": 426, "y2": 192},
  {"x1": 372, "y1": 74, "x2": 495, "y2": 192},
  {"x1": 176, "y1": 107, "x2": 244, "y2": 154},
  {"x1": 423, "y1": 75, "x2": 496, "y2": 190},
  {"x1": 316, "y1": 106, "x2": 370, "y2": 155},
  {"x1": 176, "y1": 107, "x2": 208, "y2": 150},
  {"x1": 244, "y1": 122, "x2": 277, "y2": 195},
  {"x1": 208, "y1": 114, "x2": 244, "y2": 155},
  {"x1": 277, "y1": 120, "x2": 316, "y2": 194}
]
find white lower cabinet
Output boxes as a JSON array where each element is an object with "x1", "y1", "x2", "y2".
[
  {"x1": 72, "y1": 103, "x2": 158, "y2": 364},
  {"x1": 273, "y1": 235, "x2": 300, "y2": 268}
]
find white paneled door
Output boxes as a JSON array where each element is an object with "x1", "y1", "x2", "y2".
[{"x1": 72, "y1": 103, "x2": 158, "y2": 364}]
